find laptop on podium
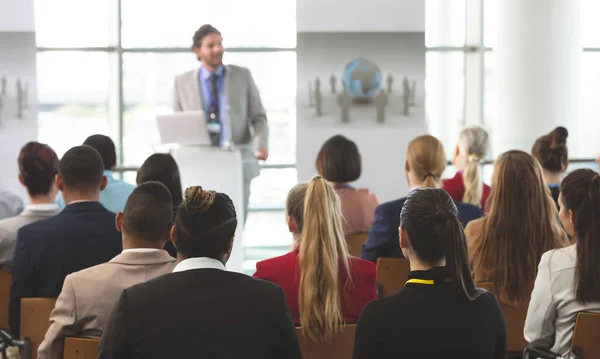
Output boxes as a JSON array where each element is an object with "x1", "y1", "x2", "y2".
[{"x1": 156, "y1": 111, "x2": 211, "y2": 146}]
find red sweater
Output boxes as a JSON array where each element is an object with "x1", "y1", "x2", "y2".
[
  {"x1": 442, "y1": 172, "x2": 491, "y2": 210},
  {"x1": 253, "y1": 249, "x2": 376, "y2": 324}
]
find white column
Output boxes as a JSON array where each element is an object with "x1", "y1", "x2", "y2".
[{"x1": 493, "y1": 0, "x2": 580, "y2": 156}]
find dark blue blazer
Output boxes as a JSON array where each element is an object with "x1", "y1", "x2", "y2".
[
  {"x1": 360, "y1": 197, "x2": 483, "y2": 263},
  {"x1": 9, "y1": 201, "x2": 122, "y2": 336}
]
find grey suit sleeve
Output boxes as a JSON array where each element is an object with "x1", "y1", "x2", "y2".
[
  {"x1": 246, "y1": 69, "x2": 269, "y2": 150},
  {"x1": 97, "y1": 290, "x2": 131, "y2": 359},
  {"x1": 173, "y1": 77, "x2": 183, "y2": 112},
  {"x1": 38, "y1": 275, "x2": 79, "y2": 359}
]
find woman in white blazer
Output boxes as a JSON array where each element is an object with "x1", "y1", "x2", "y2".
[{"x1": 524, "y1": 168, "x2": 600, "y2": 357}]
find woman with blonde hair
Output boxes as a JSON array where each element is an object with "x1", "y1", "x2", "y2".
[
  {"x1": 466, "y1": 150, "x2": 567, "y2": 306},
  {"x1": 253, "y1": 176, "x2": 376, "y2": 344},
  {"x1": 443, "y1": 126, "x2": 491, "y2": 209},
  {"x1": 361, "y1": 135, "x2": 482, "y2": 263}
]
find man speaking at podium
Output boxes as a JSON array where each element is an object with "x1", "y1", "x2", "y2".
[{"x1": 173, "y1": 24, "x2": 269, "y2": 222}]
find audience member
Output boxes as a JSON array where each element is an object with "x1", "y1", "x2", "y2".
[
  {"x1": 38, "y1": 182, "x2": 177, "y2": 359},
  {"x1": 315, "y1": 135, "x2": 378, "y2": 235},
  {"x1": 97, "y1": 186, "x2": 301, "y2": 359},
  {"x1": 253, "y1": 177, "x2": 376, "y2": 342},
  {"x1": 0, "y1": 142, "x2": 60, "y2": 272},
  {"x1": 531, "y1": 126, "x2": 569, "y2": 208},
  {"x1": 56, "y1": 135, "x2": 135, "y2": 213},
  {"x1": 353, "y1": 188, "x2": 506, "y2": 359},
  {"x1": 466, "y1": 150, "x2": 567, "y2": 306},
  {"x1": 443, "y1": 126, "x2": 491, "y2": 209},
  {"x1": 137, "y1": 153, "x2": 183, "y2": 258},
  {"x1": 524, "y1": 169, "x2": 600, "y2": 357},
  {"x1": 9, "y1": 146, "x2": 122, "y2": 336},
  {"x1": 361, "y1": 135, "x2": 482, "y2": 262},
  {"x1": 0, "y1": 189, "x2": 24, "y2": 221}
]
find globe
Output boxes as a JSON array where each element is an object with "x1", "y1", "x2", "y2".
[{"x1": 342, "y1": 58, "x2": 383, "y2": 97}]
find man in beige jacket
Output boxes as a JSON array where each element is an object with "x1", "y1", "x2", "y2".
[{"x1": 38, "y1": 182, "x2": 177, "y2": 359}]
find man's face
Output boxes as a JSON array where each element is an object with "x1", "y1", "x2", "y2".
[{"x1": 194, "y1": 33, "x2": 224, "y2": 69}]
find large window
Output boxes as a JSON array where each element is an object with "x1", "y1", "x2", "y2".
[
  {"x1": 35, "y1": 0, "x2": 297, "y2": 273},
  {"x1": 426, "y1": 0, "x2": 600, "y2": 160}
]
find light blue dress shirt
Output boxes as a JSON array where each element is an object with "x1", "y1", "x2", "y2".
[
  {"x1": 198, "y1": 65, "x2": 229, "y2": 146},
  {"x1": 55, "y1": 170, "x2": 135, "y2": 213}
]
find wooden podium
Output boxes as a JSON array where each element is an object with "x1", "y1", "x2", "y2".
[{"x1": 172, "y1": 145, "x2": 245, "y2": 272}]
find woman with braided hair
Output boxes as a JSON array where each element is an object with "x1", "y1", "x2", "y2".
[{"x1": 98, "y1": 186, "x2": 302, "y2": 359}]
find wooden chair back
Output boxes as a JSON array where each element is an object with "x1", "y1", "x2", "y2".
[
  {"x1": 477, "y1": 282, "x2": 528, "y2": 354},
  {"x1": 376, "y1": 258, "x2": 410, "y2": 297},
  {"x1": 569, "y1": 312, "x2": 600, "y2": 358},
  {"x1": 20, "y1": 297, "x2": 57, "y2": 358},
  {"x1": 0, "y1": 271, "x2": 11, "y2": 329},
  {"x1": 295, "y1": 324, "x2": 356, "y2": 359},
  {"x1": 63, "y1": 337, "x2": 100, "y2": 359},
  {"x1": 345, "y1": 233, "x2": 367, "y2": 257}
]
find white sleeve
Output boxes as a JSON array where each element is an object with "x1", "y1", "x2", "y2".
[{"x1": 524, "y1": 251, "x2": 557, "y2": 350}]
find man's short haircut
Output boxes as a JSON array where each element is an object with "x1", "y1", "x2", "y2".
[
  {"x1": 83, "y1": 134, "x2": 117, "y2": 170},
  {"x1": 122, "y1": 182, "x2": 174, "y2": 242},
  {"x1": 59, "y1": 145, "x2": 105, "y2": 192},
  {"x1": 192, "y1": 24, "x2": 221, "y2": 48}
]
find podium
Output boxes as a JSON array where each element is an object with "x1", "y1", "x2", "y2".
[{"x1": 172, "y1": 145, "x2": 245, "y2": 272}]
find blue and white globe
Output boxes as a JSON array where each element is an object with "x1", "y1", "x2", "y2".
[{"x1": 342, "y1": 58, "x2": 383, "y2": 97}]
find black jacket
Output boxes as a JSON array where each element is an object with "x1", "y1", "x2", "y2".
[
  {"x1": 353, "y1": 267, "x2": 507, "y2": 359},
  {"x1": 98, "y1": 268, "x2": 302, "y2": 359}
]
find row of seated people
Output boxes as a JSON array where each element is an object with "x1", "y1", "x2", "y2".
[{"x1": 0, "y1": 127, "x2": 597, "y2": 358}]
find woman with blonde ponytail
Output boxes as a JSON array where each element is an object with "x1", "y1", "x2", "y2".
[
  {"x1": 254, "y1": 176, "x2": 376, "y2": 344},
  {"x1": 443, "y1": 126, "x2": 491, "y2": 209},
  {"x1": 361, "y1": 135, "x2": 483, "y2": 263}
]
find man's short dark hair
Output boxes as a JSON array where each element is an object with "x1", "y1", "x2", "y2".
[
  {"x1": 122, "y1": 182, "x2": 174, "y2": 242},
  {"x1": 59, "y1": 145, "x2": 105, "y2": 191},
  {"x1": 192, "y1": 24, "x2": 221, "y2": 48},
  {"x1": 83, "y1": 134, "x2": 116, "y2": 170},
  {"x1": 175, "y1": 186, "x2": 237, "y2": 259},
  {"x1": 315, "y1": 135, "x2": 362, "y2": 183}
]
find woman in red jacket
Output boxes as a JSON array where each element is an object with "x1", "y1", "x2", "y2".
[
  {"x1": 253, "y1": 176, "x2": 376, "y2": 344},
  {"x1": 443, "y1": 126, "x2": 491, "y2": 210}
]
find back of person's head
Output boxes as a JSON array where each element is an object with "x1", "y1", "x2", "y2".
[
  {"x1": 473, "y1": 150, "x2": 565, "y2": 305},
  {"x1": 298, "y1": 176, "x2": 350, "y2": 344},
  {"x1": 532, "y1": 126, "x2": 569, "y2": 174},
  {"x1": 137, "y1": 154, "x2": 183, "y2": 212},
  {"x1": 457, "y1": 127, "x2": 489, "y2": 207},
  {"x1": 174, "y1": 186, "x2": 237, "y2": 261},
  {"x1": 560, "y1": 169, "x2": 600, "y2": 302},
  {"x1": 315, "y1": 135, "x2": 361, "y2": 183},
  {"x1": 286, "y1": 183, "x2": 309, "y2": 236},
  {"x1": 18, "y1": 142, "x2": 59, "y2": 197},
  {"x1": 406, "y1": 135, "x2": 446, "y2": 188},
  {"x1": 58, "y1": 145, "x2": 105, "y2": 193},
  {"x1": 400, "y1": 188, "x2": 482, "y2": 300},
  {"x1": 121, "y1": 182, "x2": 173, "y2": 243},
  {"x1": 83, "y1": 134, "x2": 117, "y2": 170}
]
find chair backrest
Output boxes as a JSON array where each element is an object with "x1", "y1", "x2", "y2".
[
  {"x1": 476, "y1": 282, "x2": 528, "y2": 353},
  {"x1": 570, "y1": 312, "x2": 600, "y2": 358},
  {"x1": 0, "y1": 271, "x2": 11, "y2": 329},
  {"x1": 295, "y1": 324, "x2": 356, "y2": 359},
  {"x1": 345, "y1": 233, "x2": 367, "y2": 257},
  {"x1": 376, "y1": 258, "x2": 410, "y2": 297},
  {"x1": 63, "y1": 337, "x2": 100, "y2": 359},
  {"x1": 20, "y1": 297, "x2": 57, "y2": 358}
]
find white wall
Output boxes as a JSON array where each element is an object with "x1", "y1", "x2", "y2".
[
  {"x1": 0, "y1": 0, "x2": 35, "y2": 32},
  {"x1": 297, "y1": 0, "x2": 425, "y2": 33}
]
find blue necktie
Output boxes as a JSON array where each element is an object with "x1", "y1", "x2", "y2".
[{"x1": 207, "y1": 73, "x2": 221, "y2": 146}]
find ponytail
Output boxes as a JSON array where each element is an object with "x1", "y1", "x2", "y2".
[
  {"x1": 298, "y1": 176, "x2": 350, "y2": 344},
  {"x1": 462, "y1": 155, "x2": 483, "y2": 207}
]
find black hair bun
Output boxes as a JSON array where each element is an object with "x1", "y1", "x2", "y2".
[{"x1": 550, "y1": 127, "x2": 568, "y2": 149}]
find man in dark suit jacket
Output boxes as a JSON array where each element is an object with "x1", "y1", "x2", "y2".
[
  {"x1": 98, "y1": 186, "x2": 301, "y2": 359},
  {"x1": 9, "y1": 145, "x2": 122, "y2": 336},
  {"x1": 360, "y1": 196, "x2": 482, "y2": 263}
]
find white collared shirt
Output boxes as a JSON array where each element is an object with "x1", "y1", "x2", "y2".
[
  {"x1": 172, "y1": 257, "x2": 226, "y2": 273},
  {"x1": 67, "y1": 200, "x2": 97, "y2": 205},
  {"x1": 25, "y1": 203, "x2": 60, "y2": 212},
  {"x1": 122, "y1": 248, "x2": 163, "y2": 254}
]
